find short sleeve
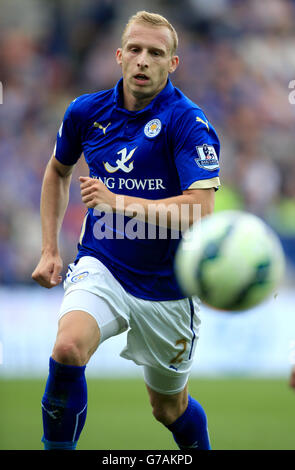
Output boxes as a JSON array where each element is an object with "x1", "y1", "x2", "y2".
[
  {"x1": 172, "y1": 108, "x2": 221, "y2": 190},
  {"x1": 54, "y1": 99, "x2": 83, "y2": 165}
]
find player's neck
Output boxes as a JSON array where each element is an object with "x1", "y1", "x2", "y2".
[
  {"x1": 123, "y1": 91, "x2": 154, "y2": 112},
  {"x1": 122, "y1": 83, "x2": 165, "y2": 112}
]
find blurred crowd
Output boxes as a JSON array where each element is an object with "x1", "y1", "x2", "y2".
[{"x1": 0, "y1": 0, "x2": 294, "y2": 284}]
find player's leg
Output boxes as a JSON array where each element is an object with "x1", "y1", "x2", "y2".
[
  {"x1": 145, "y1": 374, "x2": 210, "y2": 450},
  {"x1": 41, "y1": 308, "x2": 100, "y2": 450},
  {"x1": 42, "y1": 290, "x2": 128, "y2": 450},
  {"x1": 146, "y1": 382, "x2": 188, "y2": 425},
  {"x1": 42, "y1": 256, "x2": 130, "y2": 450},
  {"x1": 52, "y1": 309, "x2": 100, "y2": 366},
  {"x1": 120, "y1": 294, "x2": 210, "y2": 449}
]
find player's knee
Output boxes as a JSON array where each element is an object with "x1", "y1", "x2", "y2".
[
  {"x1": 152, "y1": 404, "x2": 172, "y2": 425},
  {"x1": 52, "y1": 338, "x2": 88, "y2": 366},
  {"x1": 151, "y1": 399, "x2": 187, "y2": 426}
]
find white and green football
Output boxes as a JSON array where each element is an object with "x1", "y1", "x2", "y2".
[{"x1": 174, "y1": 210, "x2": 285, "y2": 311}]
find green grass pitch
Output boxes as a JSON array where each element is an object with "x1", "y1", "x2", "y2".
[{"x1": 0, "y1": 377, "x2": 295, "y2": 450}]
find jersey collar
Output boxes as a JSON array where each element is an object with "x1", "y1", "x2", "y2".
[{"x1": 113, "y1": 77, "x2": 174, "y2": 115}]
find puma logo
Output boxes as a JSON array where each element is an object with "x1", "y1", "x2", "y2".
[
  {"x1": 93, "y1": 121, "x2": 111, "y2": 135},
  {"x1": 196, "y1": 116, "x2": 209, "y2": 132}
]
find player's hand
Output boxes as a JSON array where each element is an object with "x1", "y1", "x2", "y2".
[
  {"x1": 32, "y1": 253, "x2": 63, "y2": 288},
  {"x1": 79, "y1": 176, "x2": 115, "y2": 210}
]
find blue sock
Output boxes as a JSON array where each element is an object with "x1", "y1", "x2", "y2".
[
  {"x1": 166, "y1": 395, "x2": 211, "y2": 450},
  {"x1": 41, "y1": 357, "x2": 87, "y2": 450}
]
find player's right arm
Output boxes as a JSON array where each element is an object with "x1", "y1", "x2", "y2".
[
  {"x1": 32, "y1": 155, "x2": 75, "y2": 288},
  {"x1": 33, "y1": 95, "x2": 83, "y2": 288}
]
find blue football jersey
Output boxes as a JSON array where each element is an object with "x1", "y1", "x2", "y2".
[{"x1": 54, "y1": 78, "x2": 220, "y2": 300}]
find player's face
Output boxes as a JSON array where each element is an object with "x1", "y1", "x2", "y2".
[{"x1": 116, "y1": 22, "x2": 179, "y2": 110}]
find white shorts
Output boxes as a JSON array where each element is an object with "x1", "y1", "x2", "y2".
[{"x1": 59, "y1": 256, "x2": 201, "y2": 395}]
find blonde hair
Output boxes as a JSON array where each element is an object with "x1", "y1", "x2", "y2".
[{"x1": 122, "y1": 11, "x2": 178, "y2": 55}]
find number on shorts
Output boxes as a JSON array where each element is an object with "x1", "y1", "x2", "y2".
[{"x1": 170, "y1": 339, "x2": 187, "y2": 365}]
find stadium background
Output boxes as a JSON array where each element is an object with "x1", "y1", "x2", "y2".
[{"x1": 0, "y1": 0, "x2": 295, "y2": 450}]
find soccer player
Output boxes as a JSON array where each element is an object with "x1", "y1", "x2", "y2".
[{"x1": 32, "y1": 11, "x2": 220, "y2": 450}]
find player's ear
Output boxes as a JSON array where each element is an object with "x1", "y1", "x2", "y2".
[
  {"x1": 116, "y1": 48, "x2": 123, "y2": 66},
  {"x1": 169, "y1": 55, "x2": 179, "y2": 74}
]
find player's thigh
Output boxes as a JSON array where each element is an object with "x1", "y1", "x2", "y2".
[
  {"x1": 54, "y1": 287, "x2": 128, "y2": 365},
  {"x1": 53, "y1": 309, "x2": 101, "y2": 365},
  {"x1": 62, "y1": 257, "x2": 130, "y2": 346}
]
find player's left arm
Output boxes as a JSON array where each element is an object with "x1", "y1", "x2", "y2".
[{"x1": 181, "y1": 187, "x2": 215, "y2": 218}]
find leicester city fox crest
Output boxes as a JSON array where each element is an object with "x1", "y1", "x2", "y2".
[
  {"x1": 195, "y1": 144, "x2": 219, "y2": 171},
  {"x1": 71, "y1": 271, "x2": 89, "y2": 283},
  {"x1": 144, "y1": 119, "x2": 162, "y2": 138}
]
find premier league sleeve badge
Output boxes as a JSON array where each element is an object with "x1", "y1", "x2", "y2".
[{"x1": 195, "y1": 144, "x2": 219, "y2": 171}]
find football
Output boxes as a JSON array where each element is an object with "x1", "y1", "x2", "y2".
[{"x1": 174, "y1": 210, "x2": 285, "y2": 311}]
